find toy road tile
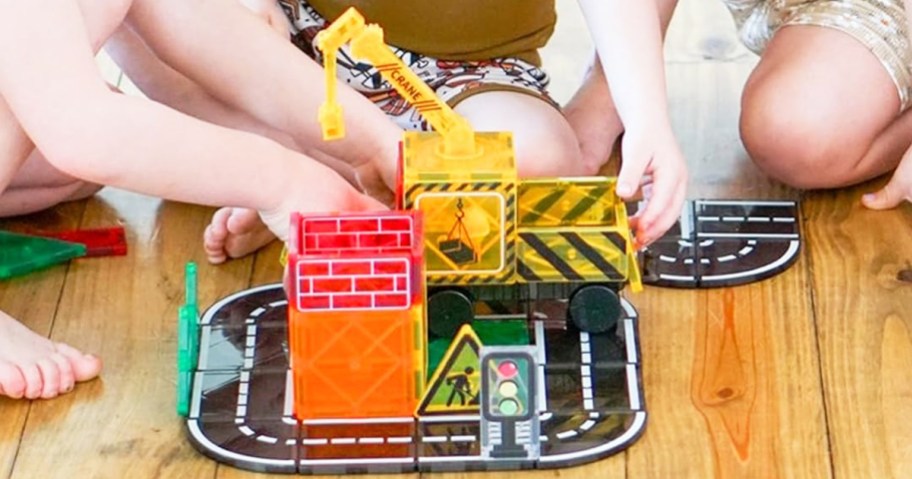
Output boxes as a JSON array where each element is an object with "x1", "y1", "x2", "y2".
[
  {"x1": 537, "y1": 409, "x2": 644, "y2": 469},
  {"x1": 244, "y1": 369, "x2": 292, "y2": 420},
  {"x1": 643, "y1": 199, "x2": 801, "y2": 288},
  {"x1": 693, "y1": 200, "x2": 799, "y2": 238},
  {"x1": 543, "y1": 364, "x2": 584, "y2": 411},
  {"x1": 0, "y1": 230, "x2": 86, "y2": 280},
  {"x1": 299, "y1": 420, "x2": 417, "y2": 474},
  {"x1": 639, "y1": 241, "x2": 699, "y2": 288},
  {"x1": 544, "y1": 364, "x2": 635, "y2": 412},
  {"x1": 204, "y1": 285, "x2": 287, "y2": 328},
  {"x1": 696, "y1": 238, "x2": 801, "y2": 287},
  {"x1": 187, "y1": 416, "x2": 298, "y2": 473},
  {"x1": 416, "y1": 417, "x2": 491, "y2": 473},
  {"x1": 189, "y1": 371, "x2": 242, "y2": 419},
  {"x1": 541, "y1": 328, "x2": 581, "y2": 367},
  {"x1": 417, "y1": 418, "x2": 481, "y2": 459},
  {"x1": 542, "y1": 328, "x2": 626, "y2": 365},
  {"x1": 197, "y1": 324, "x2": 289, "y2": 372},
  {"x1": 586, "y1": 330, "x2": 628, "y2": 365}
]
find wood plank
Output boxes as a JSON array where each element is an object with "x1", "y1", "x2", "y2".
[
  {"x1": 804, "y1": 186, "x2": 912, "y2": 478},
  {"x1": 7, "y1": 191, "x2": 249, "y2": 478},
  {"x1": 0, "y1": 202, "x2": 86, "y2": 477},
  {"x1": 627, "y1": 201, "x2": 831, "y2": 476},
  {"x1": 626, "y1": 0, "x2": 831, "y2": 473}
]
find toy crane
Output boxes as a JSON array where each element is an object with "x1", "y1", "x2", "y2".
[{"x1": 316, "y1": 7, "x2": 482, "y2": 160}]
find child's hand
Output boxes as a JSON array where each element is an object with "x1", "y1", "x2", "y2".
[
  {"x1": 862, "y1": 143, "x2": 912, "y2": 210},
  {"x1": 238, "y1": 0, "x2": 290, "y2": 37},
  {"x1": 617, "y1": 125, "x2": 688, "y2": 247}
]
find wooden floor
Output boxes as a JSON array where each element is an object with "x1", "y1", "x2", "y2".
[{"x1": 3, "y1": 1, "x2": 912, "y2": 477}]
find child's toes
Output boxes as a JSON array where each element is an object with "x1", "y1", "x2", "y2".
[
  {"x1": 50, "y1": 353, "x2": 75, "y2": 394},
  {"x1": 225, "y1": 208, "x2": 261, "y2": 236},
  {"x1": 55, "y1": 343, "x2": 103, "y2": 383},
  {"x1": 20, "y1": 363, "x2": 43, "y2": 399},
  {"x1": 0, "y1": 360, "x2": 27, "y2": 399},
  {"x1": 204, "y1": 208, "x2": 236, "y2": 264},
  {"x1": 207, "y1": 208, "x2": 233, "y2": 239},
  {"x1": 37, "y1": 358, "x2": 61, "y2": 399},
  {"x1": 204, "y1": 225, "x2": 229, "y2": 264}
]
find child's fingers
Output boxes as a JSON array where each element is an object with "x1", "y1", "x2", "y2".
[
  {"x1": 644, "y1": 178, "x2": 687, "y2": 245},
  {"x1": 634, "y1": 166, "x2": 685, "y2": 245},
  {"x1": 862, "y1": 175, "x2": 908, "y2": 210},
  {"x1": 616, "y1": 151, "x2": 650, "y2": 199}
]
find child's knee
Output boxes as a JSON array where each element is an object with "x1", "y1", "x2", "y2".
[
  {"x1": 78, "y1": 0, "x2": 133, "y2": 50},
  {"x1": 513, "y1": 116, "x2": 585, "y2": 178},
  {"x1": 740, "y1": 77, "x2": 860, "y2": 189}
]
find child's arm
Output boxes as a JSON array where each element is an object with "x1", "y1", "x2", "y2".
[
  {"x1": 238, "y1": 0, "x2": 291, "y2": 37},
  {"x1": 123, "y1": 0, "x2": 402, "y2": 192},
  {"x1": 576, "y1": 0, "x2": 688, "y2": 245},
  {"x1": 0, "y1": 1, "x2": 382, "y2": 239}
]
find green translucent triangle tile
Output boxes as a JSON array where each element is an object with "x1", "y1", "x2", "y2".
[{"x1": 0, "y1": 230, "x2": 87, "y2": 280}]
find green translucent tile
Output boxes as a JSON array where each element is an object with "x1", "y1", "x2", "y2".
[
  {"x1": 0, "y1": 230, "x2": 87, "y2": 280},
  {"x1": 177, "y1": 262, "x2": 200, "y2": 417}
]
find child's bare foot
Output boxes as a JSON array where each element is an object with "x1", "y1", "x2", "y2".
[
  {"x1": 204, "y1": 207, "x2": 277, "y2": 264},
  {"x1": 0, "y1": 311, "x2": 102, "y2": 399}
]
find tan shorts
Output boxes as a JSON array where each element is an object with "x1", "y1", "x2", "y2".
[
  {"x1": 721, "y1": 0, "x2": 912, "y2": 110},
  {"x1": 280, "y1": 0, "x2": 557, "y2": 131}
]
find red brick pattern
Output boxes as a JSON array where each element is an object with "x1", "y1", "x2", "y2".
[
  {"x1": 295, "y1": 257, "x2": 411, "y2": 311},
  {"x1": 299, "y1": 214, "x2": 416, "y2": 255}
]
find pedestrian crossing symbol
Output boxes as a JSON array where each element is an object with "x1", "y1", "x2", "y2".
[{"x1": 416, "y1": 324, "x2": 483, "y2": 416}]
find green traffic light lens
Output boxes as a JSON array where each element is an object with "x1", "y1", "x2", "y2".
[{"x1": 498, "y1": 398, "x2": 520, "y2": 416}]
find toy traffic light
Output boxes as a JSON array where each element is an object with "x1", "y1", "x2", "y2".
[
  {"x1": 481, "y1": 348, "x2": 535, "y2": 421},
  {"x1": 480, "y1": 346, "x2": 540, "y2": 460}
]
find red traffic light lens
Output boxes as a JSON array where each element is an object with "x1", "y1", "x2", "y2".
[{"x1": 497, "y1": 360, "x2": 518, "y2": 379}]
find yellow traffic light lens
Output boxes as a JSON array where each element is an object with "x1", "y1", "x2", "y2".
[{"x1": 498, "y1": 380, "x2": 518, "y2": 397}]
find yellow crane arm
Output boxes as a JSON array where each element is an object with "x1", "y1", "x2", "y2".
[{"x1": 315, "y1": 7, "x2": 477, "y2": 158}]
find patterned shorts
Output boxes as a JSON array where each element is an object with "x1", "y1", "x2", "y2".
[
  {"x1": 279, "y1": 0, "x2": 557, "y2": 130},
  {"x1": 721, "y1": 0, "x2": 912, "y2": 110}
]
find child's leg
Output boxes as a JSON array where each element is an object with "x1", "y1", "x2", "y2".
[
  {"x1": 123, "y1": 0, "x2": 402, "y2": 189},
  {"x1": 104, "y1": 25, "x2": 371, "y2": 263},
  {"x1": 453, "y1": 91, "x2": 584, "y2": 177},
  {"x1": 737, "y1": 1, "x2": 911, "y2": 188},
  {"x1": 104, "y1": 25, "x2": 302, "y2": 153},
  {"x1": 0, "y1": 150, "x2": 102, "y2": 217},
  {"x1": 0, "y1": 97, "x2": 103, "y2": 400}
]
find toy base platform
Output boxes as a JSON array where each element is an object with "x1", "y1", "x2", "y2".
[{"x1": 183, "y1": 284, "x2": 646, "y2": 474}]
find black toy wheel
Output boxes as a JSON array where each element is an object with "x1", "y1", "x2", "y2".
[
  {"x1": 427, "y1": 288, "x2": 474, "y2": 338},
  {"x1": 568, "y1": 284, "x2": 621, "y2": 334}
]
